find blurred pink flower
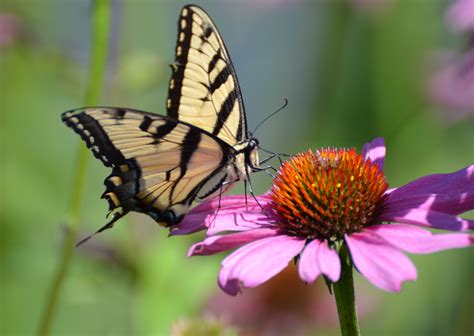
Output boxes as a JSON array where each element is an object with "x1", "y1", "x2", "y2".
[
  {"x1": 428, "y1": 0, "x2": 474, "y2": 121},
  {"x1": 428, "y1": 50, "x2": 474, "y2": 121},
  {"x1": 204, "y1": 264, "x2": 378, "y2": 335},
  {"x1": 0, "y1": 13, "x2": 21, "y2": 47},
  {"x1": 446, "y1": 0, "x2": 474, "y2": 33},
  {"x1": 175, "y1": 138, "x2": 474, "y2": 295}
]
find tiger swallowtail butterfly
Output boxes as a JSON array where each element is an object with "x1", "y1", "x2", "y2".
[{"x1": 62, "y1": 5, "x2": 261, "y2": 245}]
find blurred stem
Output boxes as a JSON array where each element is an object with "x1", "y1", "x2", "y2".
[
  {"x1": 333, "y1": 243, "x2": 360, "y2": 336},
  {"x1": 318, "y1": 1, "x2": 350, "y2": 104},
  {"x1": 37, "y1": 1, "x2": 111, "y2": 335},
  {"x1": 312, "y1": 1, "x2": 350, "y2": 143}
]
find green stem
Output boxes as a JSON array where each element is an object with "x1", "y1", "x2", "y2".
[
  {"x1": 37, "y1": 1, "x2": 111, "y2": 335},
  {"x1": 333, "y1": 243, "x2": 361, "y2": 336},
  {"x1": 84, "y1": 0, "x2": 111, "y2": 106}
]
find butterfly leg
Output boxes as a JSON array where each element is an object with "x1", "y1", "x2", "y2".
[
  {"x1": 209, "y1": 183, "x2": 225, "y2": 228},
  {"x1": 251, "y1": 164, "x2": 277, "y2": 179},
  {"x1": 259, "y1": 153, "x2": 276, "y2": 165},
  {"x1": 245, "y1": 175, "x2": 272, "y2": 219},
  {"x1": 244, "y1": 180, "x2": 248, "y2": 211}
]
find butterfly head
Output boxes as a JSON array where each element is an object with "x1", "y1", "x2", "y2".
[
  {"x1": 248, "y1": 138, "x2": 259, "y2": 151},
  {"x1": 246, "y1": 137, "x2": 260, "y2": 172}
]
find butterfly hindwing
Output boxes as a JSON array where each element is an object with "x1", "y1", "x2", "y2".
[
  {"x1": 62, "y1": 107, "x2": 232, "y2": 226},
  {"x1": 167, "y1": 4, "x2": 248, "y2": 147}
]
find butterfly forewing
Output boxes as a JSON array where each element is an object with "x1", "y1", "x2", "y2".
[
  {"x1": 167, "y1": 5, "x2": 248, "y2": 147},
  {"x1": 62, "y1": 107, "x2": 231, "y2": 225}
]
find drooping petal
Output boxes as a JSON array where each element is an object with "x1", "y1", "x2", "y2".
[
  {"x1": 366, "y1": 224, "x2": 474, "y2": 254},
  {"x1": 172, "y1": 194, "x2": 273, "y2": 235},
  {"x1": 298, "y1": 239, "x2": 341, "y2": 283},
  {"x1": 345, "y1": 232, "x2": 417, "y2": 292},
  {"x1": 362, "y1": 138, "x2": 386, "y2": 171},
  {"x1": 218, "y1": 235, "x2": 306, "y2": 295},
  {"x1": 379, "y1": 208, "x2": 474, "y2": 231},
  {"x1": 188, "y1": 228, "x2": 280, "y2": 256},
  {"x1": 384, "y1": 165, "x2": 474, "y2": 215}
]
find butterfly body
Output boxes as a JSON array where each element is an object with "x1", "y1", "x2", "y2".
[{"x1": 62, "y1": 5, "x2": 261, "y2": 239}]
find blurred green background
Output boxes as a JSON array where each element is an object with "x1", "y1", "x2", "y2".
[{"x1": 1, "y1": 0, "x2": 473, "y2": 335}]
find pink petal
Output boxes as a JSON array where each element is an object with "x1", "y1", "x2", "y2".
[
  {"x1": 383, "y1": 193, "x2": 474, "y2": 216},
  {"x1": 218, "y1": 235, "x2": 306, "y2": 295},
  {"x1": 380, "y1": 208, "x2": 474, "y2": 231},
  {"x1": 385, "y1": 165, "x2": 474, "y2": 215},
  {"x1": 188, "y1": 228, "x2": 280, "y2": 256},
  {"x1": 171, "y1": 214, "x2": 208, "y2": 235},
  {"x1": 345, "y1": 232, "x2": 417, "y2": 292},
  {"x1": 197, "y1": 194, "x2": 272, "y2": 213},
  {"x1": 172, "y1": 194, "x2": 273, "y2": 235},
  {"x1": 298, "y1": 239, "x2": 341, "y2": 283},
  {"x1": 366, "y1": 224, "x2": 474, "y2": 254},
  {"x1": 205, "y1": 212, "x2": 274, "y2": 236},
  {"x1": 362, "y1": 138, "x2": 385, "y2": 171}
]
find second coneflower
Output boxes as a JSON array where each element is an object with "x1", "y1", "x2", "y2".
[{"x1": 174, "y1": 138, "x2": 473, "y2": 295}]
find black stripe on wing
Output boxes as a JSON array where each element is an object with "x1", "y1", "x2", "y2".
[
  {"x1": 212, "y1": 90, "x2": 237, "y2": 136},
  {"x1": 167, "y1": 6, "x2": 194, "y2": 120},
  {"x1": 209, "y1": 65, "x2": 231, "y2": 94},
  {"x1": 62, "y1": 108, "x2": 127, "y2": 167}
]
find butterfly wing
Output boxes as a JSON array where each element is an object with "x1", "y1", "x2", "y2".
[
  {"x1": 167, "y1": 4, "x2": 249, "y2": 147},
  {"x1": 62, "y1": 107, "x2": 233, "y2": 228}
]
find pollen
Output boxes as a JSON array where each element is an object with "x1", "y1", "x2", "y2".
[{"x1": 271, "y1": 148, "x2": 388, "y2": 240}]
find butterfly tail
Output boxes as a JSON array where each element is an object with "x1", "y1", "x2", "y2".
[{"x1": 75, "y1": 211, "x2": 127, "y2": 247}]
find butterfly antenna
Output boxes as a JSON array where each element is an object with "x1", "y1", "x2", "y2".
[
  {"x1": 76, "y1": 212, "x2": 125, "y2": 247},
  {"x1": 250, "y1": 98, "x2": 288, "y2": 137}
]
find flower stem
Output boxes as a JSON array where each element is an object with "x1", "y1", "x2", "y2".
[
  {"x1": 333, "y1": 243, "x2": 360, "y2": 336},
  {"x1": 37, "y1": 1, "x2": 111, "y2": 335}
]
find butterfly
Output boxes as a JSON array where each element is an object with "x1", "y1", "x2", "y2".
[{"x1": 62, "y1": 5, "x2": 262, "y2": 244}]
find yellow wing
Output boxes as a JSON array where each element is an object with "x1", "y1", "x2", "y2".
[
  {"x1": 62, "y1": 107, "x2": 233, "y2": 228},
  {"x1": 166, "y1": 5, "x2": 249, "y2": 146}
]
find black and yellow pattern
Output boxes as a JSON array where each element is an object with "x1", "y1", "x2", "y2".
[
  {"x1": 167, "y1": 5, "x2": 248, "y2": 146},
  {"x1": 63, "y1": 108, "x2": 233, "y2": 224},
  {"x1": 62, "y1": 5, "x2": 260, "y2": 244}
]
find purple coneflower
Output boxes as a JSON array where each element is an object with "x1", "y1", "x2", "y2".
[{"x1": 174, "y1": 138, "x2": 473, "y2": 295}]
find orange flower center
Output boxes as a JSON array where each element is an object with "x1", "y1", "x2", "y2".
[{"x1": 271, "y1": 148, "x2": 388, "y2": 240}]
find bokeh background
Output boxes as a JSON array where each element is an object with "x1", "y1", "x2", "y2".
[{"x1": 1, "y1": 0, "x2": 473, "y2": 335}]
